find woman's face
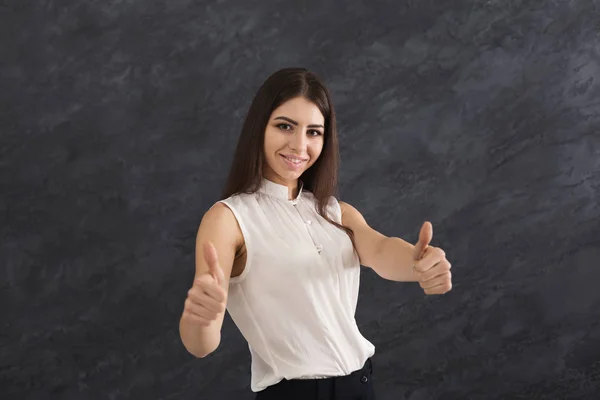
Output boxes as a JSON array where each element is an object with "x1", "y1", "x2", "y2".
[{"x1": 263, "y1": 96, "x2": 325, "y2": 185}]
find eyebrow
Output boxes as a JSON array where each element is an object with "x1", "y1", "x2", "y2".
[{"x1": 274, "y1": 116, "x2": 324, "y2": 129}]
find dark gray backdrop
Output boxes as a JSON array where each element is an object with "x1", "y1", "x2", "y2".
[{"x1": 2, "y1": 0, "x2": 600, "y2": 399}]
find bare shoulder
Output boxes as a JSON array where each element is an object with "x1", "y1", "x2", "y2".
[
  {"x1": 338, "y1": 200, "x2": 353, "y2": 214},
  {"x1": 195, "y1": 202, "x2": 244, "y2": 280},
  {"x1": 338, "y1": 200, "x2": 367, "y2": 227},
  {"x1": 204, "y1": 201, "x2": 236, "y2": 223},
  {"x1": 199, "y1": 202, "x2": 243, "y2": 248},
  {"x1": 337, "y1": 200, "x2": 387, "y2": 268}
]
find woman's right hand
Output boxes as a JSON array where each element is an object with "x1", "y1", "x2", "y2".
[{"x1": 183, "y1": 241, "x2": 228, "y2": 327}]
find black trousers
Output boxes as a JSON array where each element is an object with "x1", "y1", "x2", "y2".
[{"x1": 254, "y1": 358, "x2": 376, "y2": 400}]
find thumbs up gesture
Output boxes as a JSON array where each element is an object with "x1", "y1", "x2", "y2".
[
  {"x1": 183, "y1": 242, "x2": 228, "y2": 327},
  {"x1": 412, "y1": 221, "x2": 453, "y2": 295}
]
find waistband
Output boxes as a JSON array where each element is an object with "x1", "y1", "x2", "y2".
[
  {"x1": 285, "y1": 357, "x2": 373, "y2": 383},
  {"x1": 256, "y1": 358, "x2": 374, "y2": 398}
]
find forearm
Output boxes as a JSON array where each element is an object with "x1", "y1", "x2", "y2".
[
  {"x1": 371, "y1": 237, "x2": 419, "y2": 282},
  {"x1": 179, "y1": 315, "x2": 221, "y2": 358}
]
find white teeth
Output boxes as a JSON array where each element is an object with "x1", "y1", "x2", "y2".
[{"x1": 284, "y1": 156, "x2": 303, "y2": 164}]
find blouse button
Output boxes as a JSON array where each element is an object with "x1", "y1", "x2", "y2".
[
  {"x1": 306, "y1": 220, "x2": 312, "y2": 225},
  {"x1": 316, "y1": 244, "x2": 323, "y2": 253}
]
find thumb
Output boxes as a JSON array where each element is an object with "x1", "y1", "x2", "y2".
[
  {"x1": 413, "y1": 221, "x2": 433, "y2": 261},
  {"x1": 203, "y1": 241, "x2": 225, "y2": 286}
]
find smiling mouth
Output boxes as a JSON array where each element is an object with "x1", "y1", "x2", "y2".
[{"x1": 280, "y1": 154, "x2": 307, "y2": 165}]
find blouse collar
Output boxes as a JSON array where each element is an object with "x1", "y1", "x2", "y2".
[{"x1": 258, "y1": 177, "x2": 304, "y2": 204}]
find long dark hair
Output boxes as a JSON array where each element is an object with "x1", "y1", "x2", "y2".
[{"x1": 220, "y1": 67, "x2": 357, "y2": 255}]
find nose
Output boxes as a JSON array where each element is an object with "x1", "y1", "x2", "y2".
[{"x1": 289, "y1": 129, "x2": 308, "y2": 151}]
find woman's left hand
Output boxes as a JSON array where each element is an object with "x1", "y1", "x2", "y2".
[{"x1": 412, "y1": 221, "x2": 453, "y2": 295}]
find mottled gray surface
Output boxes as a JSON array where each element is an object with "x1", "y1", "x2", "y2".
[{"x1": 2, "y1": 0, "x2": 600, "y2": 399}]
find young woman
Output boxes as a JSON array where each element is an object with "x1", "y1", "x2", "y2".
[{"x1": 179, "y1": 68, "x2": 453, "y2": 400}]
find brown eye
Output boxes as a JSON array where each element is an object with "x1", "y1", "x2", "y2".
[{"x1": 277, "y1": 123, "x2": 292, "y2": 131}]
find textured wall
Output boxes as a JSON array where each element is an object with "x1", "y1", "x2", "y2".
[{"x1": 2, "y1": 0, "x2": 600, "y2": 399}]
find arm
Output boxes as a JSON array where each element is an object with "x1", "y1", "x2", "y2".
[
  {"x1": 179, "y1": 202, "x2": 242, "y2": 357},
  {"x1": 339, "y1": 201, "x2": 419, "y2": 282}
]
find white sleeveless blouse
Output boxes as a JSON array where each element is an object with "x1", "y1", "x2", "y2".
[{"x1": 217, "y1": 177, "x2": 375, "y2": 392}]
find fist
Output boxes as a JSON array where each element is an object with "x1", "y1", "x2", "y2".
[
  {"x1": 183, "y1": 242, "x2": 228, "y2": 326},
  {"x1": 412, "y1": 221, "x2": 453, "y2": 295}
]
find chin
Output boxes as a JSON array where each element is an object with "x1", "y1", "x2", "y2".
[{"x1": 278, "y1": 169, "x2": 304, "y2": 180}]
